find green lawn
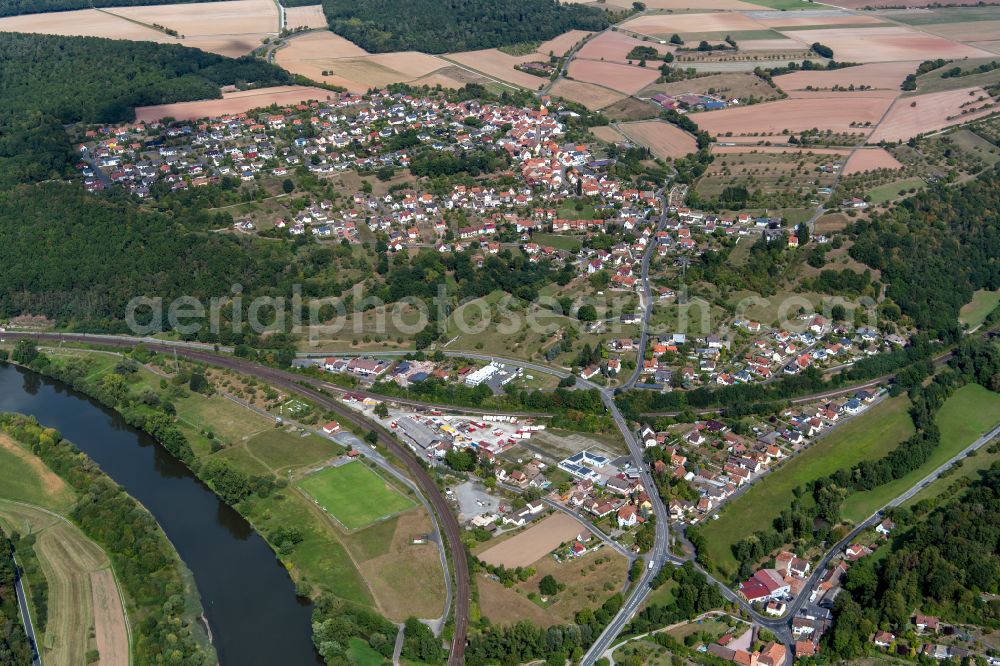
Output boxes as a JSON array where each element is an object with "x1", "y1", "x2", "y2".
[
  {"x1": 841, "y1": 383, "x2": 1000, "y2": 522},
  {"x1": 903, "y1": 443, "x2": 1000, "y2": 507},
  {"x1": 867, "y1": 177, "x2": 925, "y2": 205},
  {"x1": 297, "y1": 461, "x2": 416, "y2": 530},
  {"x1": 347, "y1": 637, "x2": 389, "y2": 666},
  {"x1": 698, "y1": 394, "x2": 914, "y2": 577},
  {"x1": 532, "y1": 233, "x2": 582, "y2": 252},
  {"x1": 557, "y1": 201, "x2": 598, "y2": 220},
  {"x1": 175, "y1": 394, "x2": 273, "y2": 444},
  {"x1": 246, "y1": 429, "x2": 342, "y2": 472},
  {"x1": 959, "y1": 289, "x2": 1000, "y2": 330},
  {"x1": 0, "y1": 438, "x2": 75, "y2": 512}
]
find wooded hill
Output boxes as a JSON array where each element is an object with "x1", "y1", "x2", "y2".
[{"x1": 320, "y1": 0, "x2": 609, "y2": 53}]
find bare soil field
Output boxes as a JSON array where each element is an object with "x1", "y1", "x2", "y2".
[
  {"x1": 868, "y1": 86, "x2": 999, "y2": 142},
  {"x1": 843, "y1": 147, "x2": 903, "y2": 174},
  {"x1": 550, "y1": 78, "x2": 627, "y2": 109},
  {"x1": 135, "y1": 85, "x2": 335, "y2": 122},
  {"x1": 784, "y1": 88, "x2": 900, "y2": 99},
  {"x1": 112, "y1": 0, "x2": 278, "y2": 56},
  {"x1": 640, "y1": 72, "x2": 780, "y2": 101},
  {"x1": 410, "y1": 65, "x2": 494, "y2": 90},
  {"x1": 778, "y1": 25, "x2": 993, "y2": 62},
  {"x1": 0, "y1": 7, "x2": 170, "y2": 42},
  {"x1": 971, "y1": 40, "x2": 1000, "y2": 55},
  {"x1": 617, "y1": 119, "x2": 698, "y2": 158},
  {"x1": 538, "y1": 29, "x2": 594, "y2": 57},
  {"x1": 622, "y1": 11, "x2": 765, "y2": 37},
  {"x1": 446, "y1": 49, "x2": 550, "y2": 89},
  {"x1": 576, "y1": 30, "x2": 672, "y2": 63},
  {"x1": 695, "y1": 96, "x2": 893, "y2": 136},
  {"x1": 567, "y1": 59, "x2": 661, "y2": 95},
  {"x1": 285, "y1": 5, "x2": 329, "y2": 30},
  {"x1": 478, "y1": 513, "x2": 583, "y2": 568},
  {"x1": 591, "y1": 125, "x2": 630, "y2": 143},
  {"x1": 774, "y1": 60, "x2": 919, "y2": 91}
]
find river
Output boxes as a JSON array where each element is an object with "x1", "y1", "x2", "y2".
[{"x1": 0, "y1": 363, "x2": 324, "y2": 665}]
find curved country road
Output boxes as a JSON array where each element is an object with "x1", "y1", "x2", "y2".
[{"x1": 3, "y1": 333, "x2": 470, "y2": 666}]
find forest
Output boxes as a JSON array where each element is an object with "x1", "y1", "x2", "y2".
[
  {"x1": 0, "y1": 413, "x2": 211, "y2": 664},
  {"x1": 0, "y1": 527, "x2": 32, "y2": 666},
  {"x1": 0, "y1": 33, "x2": 291, "y2": 188},
  {"x1": 848, "y1": 166, "x2": 1000, "y2": 338},
  {"x1": 319, "y1": 0, "x2": 609, "y2": 53},
  {"x1": 0, "y1": 0, "x2": 223, "y2": 16},
  {"x1": 826, "y1": 462, "x2": 1000, "y2": 658}
]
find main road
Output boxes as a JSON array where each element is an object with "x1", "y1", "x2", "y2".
[{"x1": 7, "y1": 542, "x2": 42, "y2": 666}]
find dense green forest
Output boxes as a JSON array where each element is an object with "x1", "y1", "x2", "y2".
[
  {"x1": 0, "y1": 413, "x2": 212, "y2": 664},
  {"x1": 0, "y1": 33, "x2": 291, "y2": 187},
  {"x1": 848, "y1": 166, "x2": 1000, "y2": 338},
  {"x1": 826, "y1": 462, "x2": 1000, "y2": 658},
  {"x1": 0, "y1": 528, "x2": 32, "y2": 666},
  {"x1": 0, "y1": 0, "x2": 224, "y2": 17},
  {"x1": 319, "y1": 0, "x2": 609, "y2": 53}
]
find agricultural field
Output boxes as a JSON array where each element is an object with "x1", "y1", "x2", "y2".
[
  {"x1": 550, "y1": 78, "x2": 628, "y2": 109},
  {"x1": 777, "y1": 25, "x2": 992, "y2": 62},
  {"x1": 868, "y1": 87, "x2": 998, "y2": 143},
  {"x1": 0, "y1": 7, "x2": 170, "y2": 43},
  {"x1": 134, "y1": 85, "x2": 337, "y2": 123},
  {"x1": 284, "y1": 4, "x2": 328, "y2": 30},
  {"x1": 773, "y1": 60, "x2": 918, "y2": 91},
  {"x1": 695, "y1": 96, "x2": 893, "y2": 138},
  {"x1": 567, "y1": 59, "x2": 661, "y2": 95},
  {"x1": 620, "y1": 12, "x2": 766, "y2": 38},
  {"x1": 601, "y1": 97, "x2": 661, "y2": 122},
  {"x1": 840, "y1": 384, "x2": 1000, "y2": 522},
  {"x1": 697, "y1": 394, "x2": 914, "y2": 577},
  {"x1": 575, "y1": 30, "x2": 672, "y2": 64},
  {"x1": 297, "y1": 460, "x2": 417, "y2": 530},
  {"x1": 0, "y1": 434, "x2": 128, "y2": 666},
  {"x1": 615, "y1": 120, "x2": 698, "y2": 159},
  {"x1": 842, "y1": 148, "x2": 903, "y2": 175},
  {"x1": 478, "y1": 513, "x2": 583, "y2": 568},
  {"x1": 866, "y1": 177, "x2": 926, "y2": 204}
]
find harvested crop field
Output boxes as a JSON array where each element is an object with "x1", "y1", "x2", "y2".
[
  {"x1": 576, "y1": 30, "x2": 672, "y2": 63},
  {"x1": 828, "y1": 0, "x2": 990, "y2": 7},
  {"x1": 90, "y1": 569, "x2": 129, "y2": 666},
  {"x1": 567, "y1": 59, "x2": 660, "y2": 95},
  {"x1": 477, "y1": 574, "x2": 558, "y2": 627},
  {"x1": 446, "y1": 49, "x2": 550, "y2": 89},
  {"x1": 410, "y1": 66, "x2": 494, "y2": 89},
  {"x1": 842, "y1": 148, "x2": 903, "y2": 175},
  {"x1": 711, "y1": 145, "x2": 850, "y2": 156},
  {"x1": 285, "y1": 5, "x2": 329, "y2": 30},
  {"x1": 774, "y1": 60, "x2": 919, "y2": 91},
  {"x1": 550, "y1": 78, "x2": 626, "y2": 109},
  {"x1": 538, "y1": 29, "x2": 594, "y2": 56},
  {"x1": 736, "y1": 38, "x2": 805, "y2": 51},
  {"x1": 134, "y1": 85, "x2": 335, "y2": 122},
  {"x1": 919, "y1": 19, "x2": 1000, "y2": 42},
  {"x1": 0, "y1": 7, "x2": 170, "y2": 42},
  {"x1": 778, "y1": 26, "x2": 993, "y2": 62},
  {"x1": 478, "y1": 513, "x2": 582, "y2": 568},
  {"x1": 696, "y1": 96, "x2": 892, "y2": 136},
  {"x1": 617, "y1": 119, "x2": 698, "y2": 158},
  {"x1": 601, "y1": 97, "x2": 660, "y2": 121},
  {"x1": 868, "y1": 86, "x2": 998, "y2": 142},
  {"x1": 111, "y1": 0, "x2": 278, "y2": 56},
  {"x1": 757, "y1": 12, "x2": 886, "y2": 28},
  {"x1": 591, "y1": 125, "x2": 630, "y2": 143},
  {"x1": 279, "y1": 29, "x2": 369, "y2": 60},
  {"x1": 622, "y1": 11, "x2": 765, "y2": 37},
  {"x1": 783, "y1": 88, "x2": 900, "y2": 99}
]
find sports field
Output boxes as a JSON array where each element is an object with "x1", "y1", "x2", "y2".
[
  {"x1": 697, "y1": 394, "x2": 913, "y2": 577},
  {"x1": 297, "y1": 461, "x2": 416, "y2": 530}
]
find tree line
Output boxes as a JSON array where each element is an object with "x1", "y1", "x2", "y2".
[{"x1": 0, "y1": 527, "x2": 32, "y2": 666}]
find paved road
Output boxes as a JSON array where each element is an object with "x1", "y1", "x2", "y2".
[
  {"x1": 8, "y1": 544, "x2": 42, "y2": 666},
  {"x1": 392, "y1": 624, "x2": 404, "y2": 665},
  {"x1": 3, "y1": 332, "x2": 471, "y2": 666}
]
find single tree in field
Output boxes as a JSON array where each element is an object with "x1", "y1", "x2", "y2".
[{"x1": 539, "y1": 574, "x2": 559, "y2": 596}]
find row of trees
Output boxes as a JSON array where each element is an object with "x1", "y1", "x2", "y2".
[{"x1": 0, "y1": 527, "x2": 32, "y2": 666}]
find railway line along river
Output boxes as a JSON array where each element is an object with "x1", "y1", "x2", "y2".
[{"x1": 0, "y1": 362, "x2": 323, "y2": 665}]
